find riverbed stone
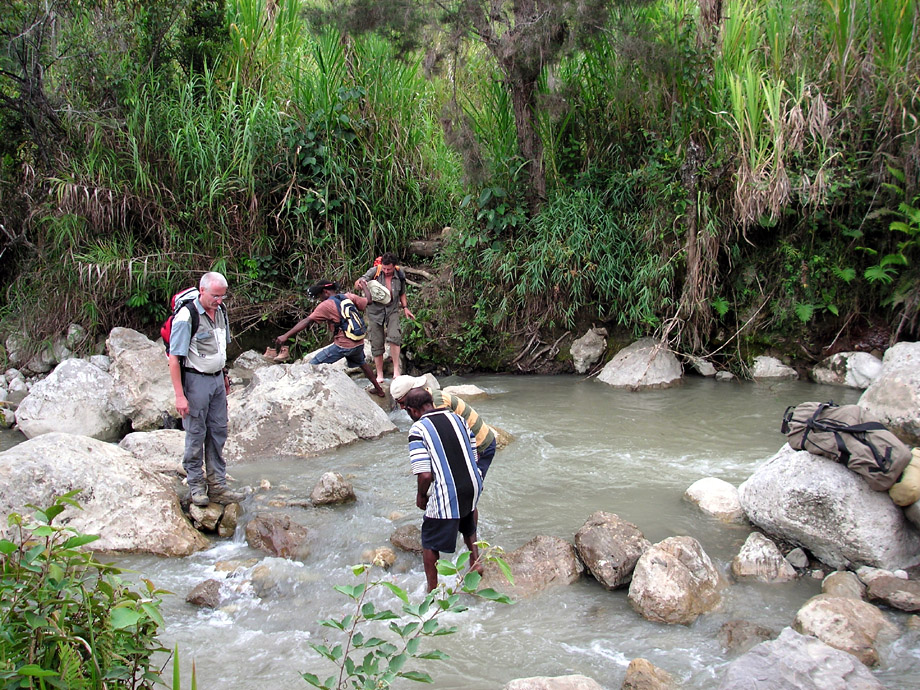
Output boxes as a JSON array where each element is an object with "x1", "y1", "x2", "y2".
[
  {"x1": 6, "y1": 377, "x2": 28, "y2": 406},
  {"x1": 573, "y1": 511, "x2": 650, "y2": 589},
  {"x1": 822, "y1": 571, "x2": 865, "y2": 600},
  {"x1": 684, "y1": 477, "x2": 746, "y2": 523},
  {"x1": 245, "y1": 513, "x2": 310, "y2": 559},
  {"x1": 731, "y1": 532, "x2": 797, "y2": 582},
  {"x1": 441, "y1": 384, "x2": 489, "y2": 399},
  {"x1": 865, "y1": 573, "x2": 920, "y2": 612},
  {"x1": 481, "y1": 535, "x2": 583, "y2": 598},
  {"x1": 361, "y1": 546, "x2": 397, "y2": 569},
  {"x1": 186, "y1": 579, "x2": 222, "y2": 608},
  {"x1": 224, "y1": 363, "x2": 397, "y2": 460},
  {"x1": 785, "y1": 547, "x2": 809, "y2": 569},
  {"x1": 715, "y1": 370, "x2": 735, "y2": 382},
  {"x1": 738, "y1": 444, "x2": 920, "y2": 570},
  {"x1": 107, "y1": 327, "x2": 176, "y2": 431},
  {"x1": 628, "y1": 536, "x2": 725, "y2": 625},
  {"x1": 570, "y1": 327, "x2": 607, "y2": 374},
  {"x1": 189, "y1": 502, "x2": 224, "y2": 531},
  {"x1": 620, "y1": 658, "x2": 675, "y2": 689},
  {"x1": 503, "y1": 675, "x2": 604, "y2": 690},
  {"x1": 229, "y1": 349, "x2": 273, "y2": 384},
  {"x1": 858, "y1": 341, "x2": 920, "y2": 445},
  {"x1": 0, "y1": 432, "x2": 208, "y2": 556},
  {"x1": 390, "y1": 524, "x2": 423, "y2": 554},
  {"x1": 15, "y1": 359, "x2": 129, "y2": 441},
  {"x1": 717, "y1": 620, "x2": 777, "y2": 654},
  {"x1": 686, "y1": 355, "x2": 717, "y2": 377},
  {"x1": 310, "y1": 471, "x2": 356, "y2": 505},
  {"x1": 218, "y1": 502, "x2": 242, "y2": 538},
  {"x1": 718, "y1": 627, "x2": 884, "y2": 689},
  {"x1": 89, "y1": 354, "x2": 111, "y2": 371},
  {"x1": 597, "y1": 338, "x2": 683, "y2": 389},
  {"x1": 118, "y1": 429, "x2": 186, "y2": 475},
  {"x1": 792, "y1": 593, "x2": 897, "y2": 666},
  {"x1": 811, "y1": 352, "x2": 883, "y2": 389},
  {"x1": 750, "y1": 355, "x2": 798, "y2": 379}
]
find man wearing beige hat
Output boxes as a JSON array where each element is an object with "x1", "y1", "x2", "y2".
[{"x1": 390, "y1": 375, "x2": 498, "y2": 480}]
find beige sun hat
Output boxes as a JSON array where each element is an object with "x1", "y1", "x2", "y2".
[
  {"x1": 390, "y1": 375, "x2": 428, "y2": 401},
  {"x1": 366, "y1": 279, "x2": 392, "y2": 304}
]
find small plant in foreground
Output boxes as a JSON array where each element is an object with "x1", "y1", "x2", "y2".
[
  {"x1": 302, "y1": 544, "x2": 514, "y2": 689},
  {"x1": 0, "y1": 491, "x2": 170, "y2": 689}
]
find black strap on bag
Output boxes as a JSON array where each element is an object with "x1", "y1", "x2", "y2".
[{"x1": 800, "y1": 402, "x2": 892, "y2": 475}]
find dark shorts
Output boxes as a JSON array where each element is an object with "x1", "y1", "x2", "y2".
[
  {"x1": 421, "y1": 513, "x2": 477, "y2": 553},
  {"x1": 477, "y1": 439, "x2": 497, "y2": 479},
  {"x1": 310, "y1": 342, "x2": 366, "y2": 367}
]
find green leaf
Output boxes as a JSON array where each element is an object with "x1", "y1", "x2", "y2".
[
  {"x1": 435, "y1": 560, "x2": 458, "y2": 576},
  {"x1": 462, "y1": 571, "x2": 481, "y2": 591},
  {"x1": 406, "y1": 637, "x2": 420, "y2": 655},
  {"x1": 475, "y1": 588, "x2": 515, "y2": 604},
  {"x1": 15, "y1": 665, "x2": 59, "y2": 678},
  {"x1": 0, "y1": 539, "x2": 16, "y2": 554},
  {"x1": 388, "y1": 653, "x2": 408, "y2": 673},
  {"x1": 794, "y1": 302, "x2": 815, "y2": 323},
  {"x1": 111, "y1": 607, "x2": 142, "y2": 630},
  {"x1": 455, "y1": 552, "x2": 471, "y2": 569},
  {"x1": 350, "y1": 563, "x2": 367, "y2": 576},
  {"x1": 415, "y1": 650, "x2": 449, "y2": 660},
  {"x1": 399, "y1": 671, "x2": 434, "y2": 683},
  {"x1": 379, "y1": 581, "x2": 409, "y2": 603},
  {"x1": 495, "y1": 557, "x2": 515, "y2": 585}
]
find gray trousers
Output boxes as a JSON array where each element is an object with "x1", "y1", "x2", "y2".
[{"x1": 182, "y1": 371, "x2": 228, "y2": 491}]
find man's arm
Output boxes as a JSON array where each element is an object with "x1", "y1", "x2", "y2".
[
  {"x1": 275, "y1": 315, "x2": 316, "y2": 346},
  {"x1": 416, "y1": 472, "x2": 432, "y2": 510},
  {"x1": 168, "y1": 354, "x2": 189, "y2": 417}
]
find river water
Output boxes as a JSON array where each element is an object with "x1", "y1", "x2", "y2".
[{"x1": 85, "y1": 376, "x2": 919, "y2": 687}]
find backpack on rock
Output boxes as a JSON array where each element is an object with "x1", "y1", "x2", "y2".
[{"x1": 781, "y1": 401, "x2": 912, "y2": 491}]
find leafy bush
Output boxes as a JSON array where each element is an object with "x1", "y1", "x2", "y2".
[{"x1": 0, "y1": 492, "x2": 170, "y2": 689}]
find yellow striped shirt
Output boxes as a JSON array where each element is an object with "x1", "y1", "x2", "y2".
[{"x1": 430, "y1": 389, "x2": 495, "y2": 449}]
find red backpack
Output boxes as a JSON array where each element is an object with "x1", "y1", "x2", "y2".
[{"x1": 160, "y1": 287, "x2": 202, "y2": 355}]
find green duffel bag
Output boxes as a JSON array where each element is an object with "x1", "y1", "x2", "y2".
[{"x1": 781, "y1": 401, "x2": 912, "y2": 492}]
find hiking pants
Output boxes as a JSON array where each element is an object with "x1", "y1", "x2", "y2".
[{"x1": 182, "y1": 371, "x2": 228, "y2": 491}]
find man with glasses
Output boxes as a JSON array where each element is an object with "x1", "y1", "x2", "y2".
[{"x1": 168, "y1": 271, "x2": 243, "y2": 507}]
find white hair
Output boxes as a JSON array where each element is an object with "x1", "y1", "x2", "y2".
[{"x1": 200, "y1": 271, "x2": 228, "y2": 291}]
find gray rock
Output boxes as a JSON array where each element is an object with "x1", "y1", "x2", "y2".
[
  {"x1": 15, "y1": 359, "x2": 129, "y2": 441},
  {"x1": 224, "y1": 363, "x2": 396, "y2": 460},
  {"x1": 189, "y1": 503, "x2": 224, "y2": 531},
  {"x1": 785, "y1": 547, "x2": 809, "y2": 569},
  {"x1": 229, "y1": 349, "x2": 273, "y2": 383},
  {"x1": 628, "y1": 535, "x2": 725, "y2": 625},
  {"x1": 107, "y1": 327, "x2": 176, "y2": 431},
  {"x1": 390, "y1": 524, "x2": 423, "y2": 554},
  {"x1": 6, "y1": 378, "x2": 28, "y2": 406},
  {"x1": 66, "y1": 323, "x2": 87, "y2": 350},
  {"x1": 5, "y1": 334, "x2": 27, "y2": 367},
  {"x1": 811, "y1": 352, "x2": 883, "y2": 389},
  {"x1": 570, "y1": 328, "x2": 607, "y2": 374},
  {"x1": 118, "y1": 429, "x2": 186, "y2": 475},
  {"x1": 738, "y1": 444, "x2": 920, "y2": 570},
  {"x1": 866, "y1": 574, "x2": 920, "y2": 612},
  {"x1": 597, "y1": 338, "x2": 683, "y2": 390},
  {"x1": 503, "y1": 675, "x2": 604, "y2": 690},
  {"x1": 751, "y1": 355, "x2": 798, "y2": 379},
  {"x1": 310, "y1": 471, "x2": 356, "y2": 505},
  {"x1": 573, "y1": 511, "x2": 650, "y2": 589},
  {"x1": 441, "y1": 384, "x2": 489, "y2": 399},
  {"x1": 23, "y1": 345, "x2": 56, "y2": 375},
  {"x1": 245, "y1": 514, "x2": 310, "y2": 559},
  {"x1": 792, "y1": 593, "x2": 897, "y2": 666},
  {"x1": 0, "y1": 433, "x2": 208, "y2": 556},
  {"x1": 731, "y1": 532, "x2": 797, "y2": 582},
  {"x1": 718, "y1": 627, "x2": 884, "y2": 689},
  {"x1": 5, "y1": 368, "x2": 24, "y2": 383},
  {"x1": 686, "y1": 355, "x2": 717, "y2": 377},
  {"x1": 52, "y1": 336, "x2": 72, "y2": 364},
  {"x1": 859, "y1": 341, "x2": 920, "y2": 445},
  {"x1": 480, "y1": 535, "x2": 583, "y2": 598},
  {"x1": 822, "y1": 571, "x2": 865, "y2": 600},
  {"x1": 89, "y1": 354, "x2": 111, "y2": 371},
  {"x1": 715, "y1": 371, "x2": 735, "y2": 382},
  {"x1": 186, "y1": 579, "x2": 222, "y2": 608},
  {"x1": 0, "y1": 405, "x2": 14, "y2": 428},
  {"x1": 684, "y1": 477, "x2": 746, "y2": 523}
]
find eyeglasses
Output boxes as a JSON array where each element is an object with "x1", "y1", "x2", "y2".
[{"x1": 208, "y1": 291, "x2": 229, "y2": 302}]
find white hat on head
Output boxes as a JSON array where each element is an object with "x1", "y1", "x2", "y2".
[
  {"x1": 366, "y1": 279, "x2": 392, "y2": 304},
  {"x1": 390, "y1": 375, "x2": 428, "y2": 401}
]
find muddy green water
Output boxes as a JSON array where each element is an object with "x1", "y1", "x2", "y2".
[{"x1": 107, "y1": 376, "x2": 918, "y2": 688}]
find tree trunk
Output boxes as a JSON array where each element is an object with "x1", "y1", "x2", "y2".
[{"x1": 507, "y1": 74, "x2": 546, "y2": 210}]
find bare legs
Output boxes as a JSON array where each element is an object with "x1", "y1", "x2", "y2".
[
  {"x1": 373, "y1": 343, "x2": 403, "y2": 381},
  {"x1": 360, "y1": 363, "x2": 385, "y2": 397},
  {"x1": 422, "y1": 533, "x2": 482, "y2": 592}
]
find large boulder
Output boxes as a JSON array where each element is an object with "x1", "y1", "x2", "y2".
[
  {"x1": 811, "y1": 352, "x2": 883, "y2": 389},
  {"x1": 225, "y1": 363, "x2": 397, "y2": 460},
  {"x1": 718, "y1": 627, "x2": 884, "y2": 690},
  {"x1": 244, "y1": 513, "x2": 310, "y2": 559},
  {"x1": 792, "y1": 594, "x2": 897, "y2": 666},
  {"x1": 597, "y1": 338, "x2": 682, "y2": 390},
  {"x1": 503, "y1": 676, "x2": 603, "y2": 690},
  {"x1": 573, "y1": 511, "x2": 650, "y2": 589},
  {"x1": 0, "y1": 433, "x2": 208, "y2": 556},
  {"x1": 684, "y1": 477, "x2": 746, "y2": 523},
  {"x1": 738, "y1": 445, "x2": 920, "y2": 570},
  {"x1": 15, "y1": 359, "x2": 129, "y2": 441},
  {"x1": 859, "y1": 341, "x2": 920, "y2": 445},
  {"x1": 621, "y1": 658, "x2": 676, "y2": 690},
  {"x1": 228, "y1": 349, "x2": 273, "y2": 384},
  {"x1": 570, "y1": 328, "x2": 607, "y2": 374},
  {"x1": 310, "y1": 471, "x2": 356, "y2": 505},
  {"x1": 107, "y1": 327, "x2": 176, "y2": 430},
  {"x1": 627, "y1": 536, "x2": 724, "y2": 625},
  {"x1": 750, "y1": 356, "x2": 798, "y2": 380},
  {"x1": 480, "y1": 535, "x2": 583, "y2": 598}
]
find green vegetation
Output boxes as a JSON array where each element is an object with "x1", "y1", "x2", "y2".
[
  {"x1": 302, "y1": 547, "x2": 513, "y2": 689},
  {"x1": 0, "y1": 492, "x2": 170, "y2": 689},
  {"x1": 1, "y1": 0, "x2": 918, "y2": 370}
]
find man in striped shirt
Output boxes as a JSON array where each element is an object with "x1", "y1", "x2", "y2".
[{"x1": 403, "y1": 386, "x2": 483, "y2": 591}]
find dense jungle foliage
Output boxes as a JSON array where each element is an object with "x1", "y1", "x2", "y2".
[{"x1": 1, "y1": 0, "x2": 918, "y2": 373}]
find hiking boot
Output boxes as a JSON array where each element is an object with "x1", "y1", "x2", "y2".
[
  {"x1": 209, "y1": 486, "x2": 244, "y2": 505},
  {"x1": 263, "y1": 346, "x2": 278, "y2": 362},
  {"x1": 190, "y1": 489, "x2": 210, "y2": 507},
  {"x1": 274, "y1": 345, "x2": 290, "y2": 363}
]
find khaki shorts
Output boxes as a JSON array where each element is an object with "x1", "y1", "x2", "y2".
[{"x1": 368, "y1": 312, "x2": 402, "y2": 356}]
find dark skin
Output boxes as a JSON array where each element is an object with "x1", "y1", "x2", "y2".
[
  {"x1": 274, "y1": 287, "x2": 385, "y2": 397},
  {"x1": 406, "y1": 401, "x2": 484, "y2": 592}
]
